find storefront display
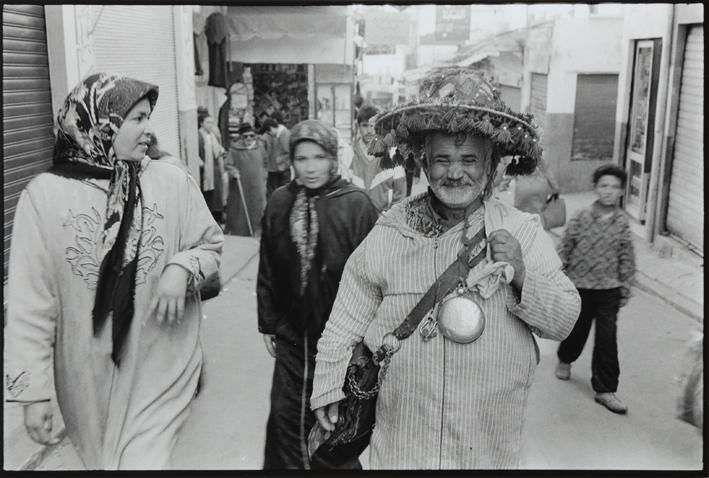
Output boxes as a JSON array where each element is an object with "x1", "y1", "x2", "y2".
[{"x1": 248, "y1": 63, "x2": 309, "y2": 129}]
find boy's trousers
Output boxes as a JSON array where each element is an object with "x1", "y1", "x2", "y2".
[{"x1": 557, "y1": 287, "x2": 622, "y2": 393}]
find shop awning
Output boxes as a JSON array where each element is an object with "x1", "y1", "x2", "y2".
[{"x1": 226, "y1": 6, "x2": 354, "y2": 64}]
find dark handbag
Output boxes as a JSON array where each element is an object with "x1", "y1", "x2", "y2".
[
  {"x1": 199, "y1": 272, "x2": 221, "y2": 301},
  {"x1": 309, "y1": 341, "x2": 382, "y2": 469},
  {"x1": 309, "y1": 220, "x2": 489, "y2": 469},
  {"x1": 541, "y1": 194, "x2": 566, "y2": 230}
]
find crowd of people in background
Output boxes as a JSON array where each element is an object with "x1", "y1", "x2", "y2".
[{"x1": 188, "y1": 96, "x2": 429, "y2": 242}]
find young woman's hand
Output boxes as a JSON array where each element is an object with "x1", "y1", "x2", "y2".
[
  {"x1": 262, "y1": 334, "x2": 277, "y2": 357},
  {"x1": 146, "y1": 264, "x2": 190, "y2": 326},
  {"x1": 314, "y1": 402, "x2": 341, "y2": 432},
  {"x1": 24, "y1": 402, "x2": 61, "y2": 445}
]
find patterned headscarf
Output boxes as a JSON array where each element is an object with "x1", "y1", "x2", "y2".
[{"x1": 50, "y1": 73, "x2": 159, "y2": 365}]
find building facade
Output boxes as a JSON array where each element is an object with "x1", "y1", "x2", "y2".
[
  {"x1": 521, "y1": 16, "x2": 624, "y2": 194},
  {"x1": 612, "y1": 3, "x2": 703, "y2": 253},
  {"x1": 2, "y1": 5, "x2": 198, "y2": 280}
]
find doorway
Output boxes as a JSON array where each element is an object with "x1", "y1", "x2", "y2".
[{"x1": 624, "y1": 39, "x2": 661, "y2": 222}]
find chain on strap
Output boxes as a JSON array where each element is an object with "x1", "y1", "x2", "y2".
[{"x1": 346, "y1": 347, "x2": 394, "y2": 400}]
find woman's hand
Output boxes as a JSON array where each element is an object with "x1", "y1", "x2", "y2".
[
  {"x1": 262, "y1": 334, "x2": 277, "y2": 357},
  {"x1": 314, "y1": 402, "x2": 341, "y2": 432},
  {"x1": 230, "y1": 169, "x2": 241, "y2": 180},
  {"x1": 24, "y1": 402, "x2": 61, "y2": 445},
  {"x1": 146, "y1": 264, "x2": 190, "y2": 325}
]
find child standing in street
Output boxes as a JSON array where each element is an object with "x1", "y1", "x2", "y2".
[{"x1": 554, "y1": 164, "x2": 636, "y2": 414}]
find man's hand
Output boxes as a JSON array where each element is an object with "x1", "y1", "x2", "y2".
[
  {"x1": 488, "y1": 229, "x2": 526, "y2": 291},
  {"x1": 146, "y1": 264, "x2": 190, "y2": 326},
  {"x1": 262, "y1": 334, "x2": 277, "y2": 358},
  {"x1": 314, "y1": 402, "x2": 341, "y2": 432},
  {"x1": 24, "y1": 402, "x2": 61, "y2": 446}
]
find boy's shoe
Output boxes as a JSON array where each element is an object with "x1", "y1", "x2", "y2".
[
  {"x1": 555, "y1": 362, "x2": 571, "y2": 380},
  {"x1": 594, "y1": 392, "x2": 628, "y2": 414}
]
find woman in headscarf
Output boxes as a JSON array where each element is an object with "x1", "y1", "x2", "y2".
[
  {"x1": 257, "y1": 119, "x2": 379, "y2": 469},
  {"x1": 198, "y1": 112, "x2": 227, "y2": 224},
  {"x1": 224, "y1": 122, "x2": 267, "y2": 236},
  {"x1": 4, "y1": 73, "x2": 224, "y2": 469}
]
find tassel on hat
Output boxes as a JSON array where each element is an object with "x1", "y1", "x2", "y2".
[
  {"x1": 384, "y1": 130, "x2": 396, "y2": 147},
  {"x1": 442, "y1": 108, "x2": 456, "y2": 125},
  {"x1": 396, "y1": 121, "x2": 409, "y2": 139},
  {"x1": 367, "y1": 136, "x2": 388, "y2": 155},
  {"x1": 474, "y1": 115, "x2": 495, "y2": 136},
  {"x1": 491, "y1": 122, "x2": 512, "y2": 144}
]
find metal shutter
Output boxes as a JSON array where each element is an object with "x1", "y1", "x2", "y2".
[
  {"x1": 667, "y1": 25, "x2": 703, "y2": 252},
  {"x1": 530, "y1": 73, "x2": 547, "y2": 141},
  {"x1": 90, "y1": 6, "x2": 181, "y2": 157},
  {"x1": 571, "y1": 74, "x2": 619, "y2": 161},
  {"x1": 3, "y1": 4, "x2": 54, "y2": 281}
]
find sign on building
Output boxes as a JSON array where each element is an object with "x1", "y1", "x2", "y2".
[
  {"x1": 364, "y1": 44, "x2": 396, "y2": 55},
  {"x1": 435, "y1": 5, "x2": 470, "y2": 43},
  {"x1": 364, "y1": 11, "x2": 410, "y2": 46}
]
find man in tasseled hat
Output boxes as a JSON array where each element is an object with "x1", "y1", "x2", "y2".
[{"x1": 310, "y1": 69, "x2": 581, "y2": 469}]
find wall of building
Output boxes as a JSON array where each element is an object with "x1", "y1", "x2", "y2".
[
  {"x1": 612, "y1": 4, "x2": 674, "y2": 165},
  {"x1": 523, "y1": 17, "x2": 623, "y2": 193},
  {"x1": 612, "y1": 4, "x2": 675, "y2": 241},
  {"x1": 44, "y1": 5, "x2": 193, "y2": 170},
  {"x1": 362, "y1": 45, "x2": 407, "y2": 79},
  {"x1": 612, "y1": 4, "x2": 703, "y2": 246},
  {"x1": 173, "y1": 5, "x2": 200, "y2": 179},
  {"x1": 416, "y1": 44, "x2": 459, "y2": 69}
]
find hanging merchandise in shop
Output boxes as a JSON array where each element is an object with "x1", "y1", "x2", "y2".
[
  {"x1": 249, "y1": 64, "x2": 309, "y2": 130},
  {"x1": 205, "y1": 12, "x2": 229, "y2": 88}
]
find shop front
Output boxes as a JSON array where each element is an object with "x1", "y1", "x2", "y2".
[
  {"x1": 614, "y1": 3, "x2": 703, "y2": 251},
  {"x1": 2, "y1": 4, "x2": 55, "y2": 281},
  {"x1": 194, "y1": 6, "x2": 356, "y2": 144}
]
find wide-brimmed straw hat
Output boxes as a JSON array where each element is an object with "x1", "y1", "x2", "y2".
[{"x1": 369, "y1": 68, "x2": 542, "y2": 174}]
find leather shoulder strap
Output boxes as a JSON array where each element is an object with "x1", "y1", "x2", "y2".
[{"x1": 390, "y1": 227, "x2": 487, "y2": 342}]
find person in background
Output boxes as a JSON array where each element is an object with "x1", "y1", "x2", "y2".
[
  {"x1": 199, "y1": 112, "x2": 227, "y2": 224},
  {"x1": 392, "y1": 148, "x2": 405, "y2": 168},
  {"x1": 257, "y1": 111, "x2": 270, "y2": 133},
  {"x1": 513, "y1": 158, "x2": 560, "y2": 230},
  {"x1": 310, "y1": 70, "x2": 580, "y2": 469},
  {"x1": 224, "y1": 123, "x2": 267, "y2": 237},
  {"x1": 555, "y1": 164, "x2": 635, "y2": 415},
  {"x1": 335, "y1": 128, "x2": 354, "y2": 183},
  {"x1": 4, "y1": 73, "x2": 223, "y2": 469},
  {"x1": 404, "y1": 151, "x2": 417, "y2": 196},
  {"x1": 257, "y1": 119, "x2": 378, "y2": 469},
  {"x1": 146, "y1": 134, "x2": 189, "y2": 174},
  {"x1": 218, "y1": 82, "x2": 248, "y2": 149},
  {"x1": 349, "y1": 104, "x2": 406, "y2": 213},
  {"x1": 262, "y1": 112, "x2": 292, "y2": 199}
]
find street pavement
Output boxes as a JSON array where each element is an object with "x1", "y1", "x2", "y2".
[{"x1": 32, "y1": 230, "x2": 702, "y2": 471}]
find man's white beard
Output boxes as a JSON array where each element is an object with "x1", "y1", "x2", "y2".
[{"x1": 433, "y1": 183, "x2": 484, "y2": 208}]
